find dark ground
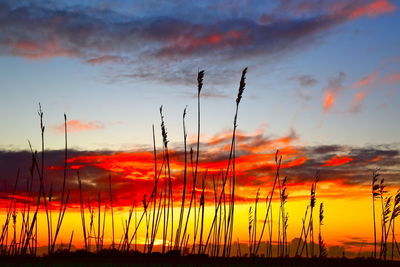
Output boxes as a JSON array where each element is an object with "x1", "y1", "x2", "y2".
[{"x1": 1, "y1": 251, "x2": 399, "y2": 267}]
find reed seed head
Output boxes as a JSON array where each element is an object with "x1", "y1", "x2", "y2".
[
  {"x1": 197, "y1": 70, "x2": 204, "y2": 94},
  {"x1": 319, "y1": 203, "x2": 324, "y2": 224},
  {"x1": 236, "y1": 67, "x2": 248, "y2": 105},
  {"x1": 310, "y1": 184, "x2": 316, "y2": 208},
  {"x1": 384, "y1": 196, "x2": 392, "y2": 223},
  {"x1": 159, "y1": 105, "x2": 168, "y2": 147},
  {"x1": 183, "y1": 105, "x2": 187, "y2": 119}
]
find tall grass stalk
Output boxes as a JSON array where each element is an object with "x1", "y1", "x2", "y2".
[
  {"x1": 318, "y1": 203, "x2": 327, "y2": 258},
  {"x1": 109, "y1": 172, "x2": 115, "y2": 250},
  {"x1": 202, "y1": 68, "x2": 248, "y2": 256},
  {"x1": 371, "y1": 170, "x2": 380, "y2": 259},
  {"x1": 180, "y1": 71, "x2": 204, "y2": 253},
  {"x1": 254, "y1": 150, "x2": 281, "y2": 255},
  {"x1": 76, "y1": 171, "x2": 87, "y2": 251},
  {"x1": 175, "y1": 107, "x2": 188, "y2": 251},
  {"x1": 50, "y1": 114, "x2": 70, "y2": 254}
]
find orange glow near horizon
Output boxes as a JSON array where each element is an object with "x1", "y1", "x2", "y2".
[{"x1": 0, "y1": 186, "x2": 390, "y2": 257}]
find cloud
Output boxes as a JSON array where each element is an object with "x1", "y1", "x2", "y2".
[
  {"x1": 349, "y1": 71, "x2": 378, "y2": 113},
  {"x1": 381, "y1": 72, "x2": 400, "y2": 85},
  {"x1": 352, "y1": 71, "x2": 377, "y2": 88},
  {"x1": 9, "y1": 40, "x2": 76, "y2": 59},
  {"x1": 323, "y1": 91, "x2": 335, "y2": 111},
  {"x1": 87, "y1": 55, "x2": 125, "y2": 65},
  {"x1": 349, "y1": 92, "x2": 366, "y2": 113},
  {"x1": 1, "y1": 126, "x2": 399, "y2": 208},
  {"x1": 323, "y1": 155, "x2": 353, "y2": 167},
  {"x1": 347, "y1": 0, "x2": 396, "y2": 19},
  {"x1": 0, "y1": 0, "x2": 396, "y2": 84},
  {"x1": 52, "y1": 120, "x2": 105, "y2": 133},
  {"x1": 323, "y1": 72, "x2": 346, "y2": 112},
  {"x1": 348, "y1": 69, "x2": 400, "y2": 113},
  {"x1": 291, "y1": 75, "x2": 318, "y2": 87}
]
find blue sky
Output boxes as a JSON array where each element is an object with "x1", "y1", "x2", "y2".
[{"x1": 0, "y1": 0, "x2": 399, "y2": 151}]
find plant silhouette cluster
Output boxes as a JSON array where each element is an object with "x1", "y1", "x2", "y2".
[{"x1": 0, "y1": 69, "x2": 399, "y2": 264}]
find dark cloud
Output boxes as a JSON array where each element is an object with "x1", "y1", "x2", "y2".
[
  {"x1": 0, "y1": 0, "x2": 395, "y2": 84},
  {"x1": 291, "y1": 75, "x2": 318, "y2": 87}
]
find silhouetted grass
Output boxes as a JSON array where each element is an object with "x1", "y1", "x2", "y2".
[{"x1": 0, "y1": 68, "x2": 399, "y2": 266}]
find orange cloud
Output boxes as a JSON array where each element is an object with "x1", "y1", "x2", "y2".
[
  {"x1": 10, "y1": 40, "x2": 75, "y2": 60},
  {"x1": 323, "y1": 91, "x2": 335, "y2": 112},
  {"x1": 369, "y1": 156, "x2": 383, "y2": 162},
  {"x1": 354, "y1": 92, "x2": 366, "y2": 102},
  {"x1": 281, "y1": 156, "x2": 308, "y2": 168},
  {"x1": 350, "y1": 92, "x2": 366, "y2": 113},
  {"x1": 68, "y1": 152, "x2": 157, "y2": 181},
  {"x1": 322, "y1": 72, "x2": 346, "y2": 112},
  {"x1": 381, "y1": 72, "x2": 400, "y2": 85},
  {"x1": 323, "y1": 155, "x2": 353, "y2": 167},
  {"x1": 353, "y1": 72, "x2": 377, "y2": 88},
  {"x1": 52, "y1": 120, "x2": 105, "y2": 133},
  {"x1": 349, "y1": 0, "x2": 396, "y2": 19}
]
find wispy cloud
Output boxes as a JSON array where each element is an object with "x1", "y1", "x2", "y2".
[
  {"x1": 291, "y1": 75, "x2": 318, "y2": 87},
  {"x1": 353, "y1": 71, "x2": 377, "y2": 88},
  {"x1": 348, "y1": 67, "x2": 400, "y2": 113},
  {"x1": 323, "y1": 72, "x2": 346, "y2": 112},
  {"x1": 52, "y1": 120, "x2": 105, "y2": 133},
  {"x1": 87, "y1": 55, "x2": 125, "y2": 65},
  {"x1": 381, "y1": 72, "x2": 400, "y2": 85},
  {"x1": 349, "y1": 92, "x2": 366, "y2": 113}
]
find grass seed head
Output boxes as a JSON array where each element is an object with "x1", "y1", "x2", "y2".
[
  {"x1": 159, "y1": 106, "x2": 168, "y2": 147},
  {"x1": 197, "y1": 70, "x2": 204, "y2": 94},
  {"x1": 319, "y1": 203, "x2": 324, "y2": 224},
  {"x1": 236, "y1": 67, "x2": 248, "y2": 105}
]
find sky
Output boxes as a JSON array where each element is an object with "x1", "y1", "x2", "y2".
[{"x1": 0, "y1": 0, "x2": 400, "y2": 255}]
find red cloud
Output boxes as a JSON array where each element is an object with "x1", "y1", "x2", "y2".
[
  {"x1": 2, "y1": 139, "x2": 399, "y2": 210},
  {"x1": 157, "y1": 30, "x2": 245, "y2": 57},
  {"x1": 178, "y1": 30, "x2": 243, "y2": 48},
  {"x1": 68, "y1": 152, "x2": 157, "y2": 181},
  {"x1": 349, "y1": 0, "x2": 396, "y2": 19},
  {"x1": 52, "y1": 120, "x2": 105, "y2": 133},
  {"x1": 323, "y1": 155, "x2": 353, "y2": 167}
]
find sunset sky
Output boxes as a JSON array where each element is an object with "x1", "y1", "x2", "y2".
[{"x1": 0, "y1": 0, "x2": 400, "y2": 255}]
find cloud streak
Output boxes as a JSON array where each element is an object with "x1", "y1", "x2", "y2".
[
  {"x1": 52, "y1": 120, "x2": 105, "y2": 133},
  {"x1": 323, "y1": 72, "x2": 346, "y2": 112},
  {"x1": 353, "y1": 72, "x2": 377, "y2": 88}
]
